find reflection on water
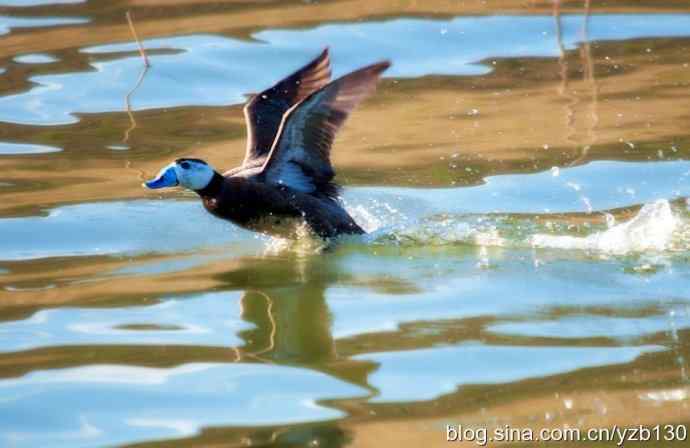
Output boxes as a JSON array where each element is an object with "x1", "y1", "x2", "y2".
[
  {"x1": 0, "y1": 141, "x2": 61, "y2": 155},
  {"x1": 0, "y1": 200, "x2": 252, "y2": 261},
  {"x1": 0, "y1": 15, "x2": 87, "y2": 36},
  {"x1": 13, "y1": 53, "x2": 58, "y2": 64},
  {"x1": 1, "y1": 160, "x2": 686, "y2": 260},
  {"x1": 0, "y1": 363, "x2": 366, "y2": 447},
  {"x1": 5, "y1": 14, "x2": 690, "y2": 125},
  {"x1": 1, "y1": 0, "x2": 690, "y2": 446},
  {"x1": 358, "y1": 344, "x2": 662, "y2": 403},
  {"x1": 0, "y1": 0, "x2": 84, "y2": 6},
  {"x1": 0, "y1": 292, "x2": 251, "y2": 352}
]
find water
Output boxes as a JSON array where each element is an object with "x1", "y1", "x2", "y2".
[{"x1": 1, "y1": 1, "x2": 690, "y2": 446}]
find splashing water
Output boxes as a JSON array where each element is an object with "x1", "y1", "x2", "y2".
[
  {"x1": 263, "y1": 221, "x2": 330, "y2": 256},
  {"x1": 231, "y1": 192, "x2": 689, "y2": 259},
  {"x1": 532, "y1": 200, "x2": 678, "y2": 255},
  {"x1": 343, "y1": 196, "x2": 688, "y2": 257}
]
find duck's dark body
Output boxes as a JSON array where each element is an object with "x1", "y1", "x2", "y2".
[
  {"x1": 146, "y1": 49, "x2": 389, "y2": 239},
  {"x1": 197, "y1": 172, "x2": 364, "y2": 238}
]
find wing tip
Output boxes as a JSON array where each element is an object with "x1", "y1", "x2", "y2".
[
  {"x1": 315, "y1": 49, "x2": 390, "y2": 77},
  {"x1": 346, "y1": 60, "x2": 391, "y2": 82},
  {"x1": 357, "y1": 60, "x2": 391, "y2": 78},
  {"x1": 370, "y1": 60, "x2": 392, "y2": 74},
  {"x1": 310, "y1": 46, "x2": 330, "y2": 70}
]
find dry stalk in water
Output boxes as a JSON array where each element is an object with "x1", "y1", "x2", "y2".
[
  {"x1": 123, "y1": 10, "x2": 150, "y2": 143},
  {"x1": 126, "y1": 10, "x2": 150, "y2": 67}
]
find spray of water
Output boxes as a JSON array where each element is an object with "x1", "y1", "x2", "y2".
[{"x1": 260, "y1": 193, "x2": 689, "y2": 260}]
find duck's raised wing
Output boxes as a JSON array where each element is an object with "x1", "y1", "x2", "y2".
[
  {"x1": 258, "y1": 61, "x2": 390, "y2": 198},
  {"x1": 242, "y1": 48, "x2": 331, "y2": 166}
]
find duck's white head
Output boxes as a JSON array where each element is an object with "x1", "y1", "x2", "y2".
[{"x1": 144, "y1": 158, "x2": 214, "y2": 191}]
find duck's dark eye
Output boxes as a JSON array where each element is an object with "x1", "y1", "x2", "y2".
[{"x1": 180, "y1": 161, "x2": 190, "y2": 169}]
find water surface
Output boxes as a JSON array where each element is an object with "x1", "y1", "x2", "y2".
[{"x1": 1, "y1": 1, "x2": 690, "y2": 447}]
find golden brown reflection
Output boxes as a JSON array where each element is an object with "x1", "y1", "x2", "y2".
[
  {"x1": 2, "y1": 0, "x2": 688, "y2": 59},
  {"x1": 2, "y1": 41, "x2": 690, "y2": 215},
  {"x1": 0, "y1": 1, "x2": 689, "y2": 216},
  {"x1": 0, "y1": 254, "x2": 363, "y2": 378},
  {"x1": 2, "y1": 250, "x2": 689, "y2": 447}
]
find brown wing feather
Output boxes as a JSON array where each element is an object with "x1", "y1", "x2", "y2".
[
  {"x1": 259, "y1": 61, "x2": 390, "y2": 198},
  {"x1": 242, "y1": 48, "x2": 331, "y2": 166}
]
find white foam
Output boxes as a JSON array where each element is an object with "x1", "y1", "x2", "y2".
[
  {"x1": 531, "y1": 200, "x2": 678, "y2": 255},
  {"x1": 263, "y1": 221, "x2": 329, "y2": 256},
  {"x1": 347, "y1": 203, "x2": 384, "y2": 233},
  {"x1": 639, "y1": 388, "x2": 689, "y2": 403}
]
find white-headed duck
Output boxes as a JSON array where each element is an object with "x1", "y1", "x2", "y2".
[{"x1": 145, "y1": 49, "x2": 390, "y2": 238}]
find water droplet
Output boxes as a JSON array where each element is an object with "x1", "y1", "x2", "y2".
[
  {"x1": 632, "y1": 263, "x2": 656, "y2": 274},
  {"x1": 106, "y1": 144, "x2": 129, "y2": 151},
  {"x1": 604, "y1": 213, "x2": 616, "y2": 228},
  {"x1": 476, "y1": 246, "x2": 490, "y2": 269},
  {"x1": 582, "y1": 197, "x2": 593, "y2": 214},
  {"x1": 640, "y1": 388, "x2": 689, "y2": 402}
]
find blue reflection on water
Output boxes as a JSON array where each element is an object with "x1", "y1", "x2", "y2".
[
  {"x1": 0, "y1": 15, "x2": 88, "y2": 36},
  {"x1": 2, "y1": 14, "x2": 690, "y2": 125},
  {"x1": 356, "y1": 344, "x2": 662, "y2": 402},
  {"x1": 488, "y1": 314, "x2": 690, "y2": 339},
  {"x1": 328, "y1": 252, "x2": 690, "y2": 339},
  {"x1": 346, "y1": 160, "x2": 690, "y2": 217},
  {"x1": 0, "y1": 362, "x2": 367, "y2": 447},
  {"x1": 13, "y1": 53, "x2": 59, "y2": 64},
  {"x1": 0, "y1": 292, "x2": 251, "y2": 353},
  {"x1": 0, "y1": 200, "x2": 258, "y2": 261},
  {"x1": 0, "y1": 160, "x2": 685, "y2": 261},
  {"x1": 0, "y1": 142, "x2": 62, "y2": 155}
]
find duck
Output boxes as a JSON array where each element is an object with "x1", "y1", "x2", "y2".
[{"x1": 144, "y1": 48, "x2": 390, "y2": 239}]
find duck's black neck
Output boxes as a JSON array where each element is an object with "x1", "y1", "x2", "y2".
[{"x1": 195, "y1": 171, "x2": 224, "y2": 197}]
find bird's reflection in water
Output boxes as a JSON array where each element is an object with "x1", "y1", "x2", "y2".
[
  {"x1": 254, "y1": 424, "x2": 350, "y2": 448},
  {"x1": 239, "y1": 287, "x2": 335, "y2": 363},
  {"x1": 184, "y1": 256, "x2": 355, "y2": 448},
  {"x1": 215, "y1": 255, "x2": 339, "y2": 365},
  {"x1": 180, "y1": 422, "x2": 351, "y2": 448}
]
